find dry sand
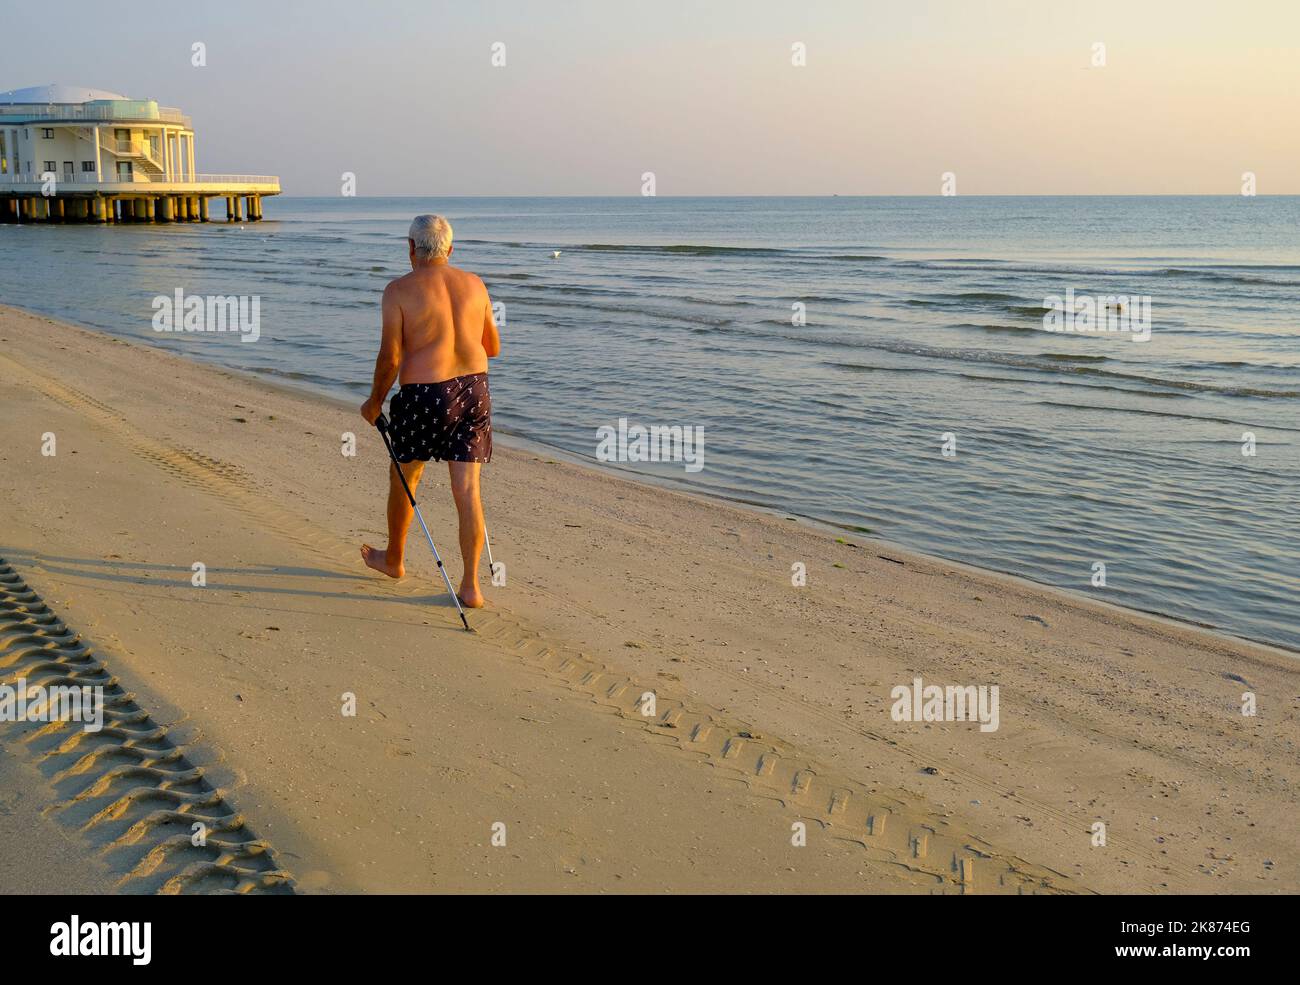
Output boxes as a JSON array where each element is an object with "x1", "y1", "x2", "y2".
[{"x1": 1, "y1": 304, "x2": 1295, "y2": 894}]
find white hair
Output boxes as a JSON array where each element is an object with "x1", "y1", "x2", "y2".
[{"x1": 408, "y1": 214, "x2": 453, "y2": 259}]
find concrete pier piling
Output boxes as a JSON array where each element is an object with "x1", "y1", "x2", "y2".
[
  {"x1": 4, "y1": 187, "x2": 273, "y2": 226},
  {"x1": 0, "y1": 192, "x2": 265, "y2": 224},
  {"x1": 4, "y1": 190, "x2": 270, "y2": 223}
]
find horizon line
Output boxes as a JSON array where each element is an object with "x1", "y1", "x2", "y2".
[{"x1": 269, "y1": 193, "x2": 1300, "y2": 199}]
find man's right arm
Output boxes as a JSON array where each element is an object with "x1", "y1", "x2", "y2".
[{"x1": 360, "y1": 283, "x2": 403, "y2": 424}]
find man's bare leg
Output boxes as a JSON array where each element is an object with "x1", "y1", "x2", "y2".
[
  {"x1": 448, "y1": 461, "x2": 485, "y2": 607},
  {"x1": 361, "y1": 460, "x2": 425, "y2": 578}
]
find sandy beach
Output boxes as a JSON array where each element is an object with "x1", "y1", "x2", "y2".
[{"x1": 1, "y1": 303, "x2": 1295, "y2": 894}]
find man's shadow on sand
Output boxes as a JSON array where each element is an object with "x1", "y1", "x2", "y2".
[{"x1": 0, "y1": 547, "x2": 460, "y2": 625}]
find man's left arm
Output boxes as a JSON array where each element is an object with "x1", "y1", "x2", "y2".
[
  {"x1": 481, "y1": 283, "x2": 501, "y2": 358},
  {"x1": 360, "y1": 284, "x2": 403, "y2": 424}
]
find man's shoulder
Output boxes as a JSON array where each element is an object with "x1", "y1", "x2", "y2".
[
  {"x1": 447, "y1": 265, "x2": 487, "y2": 290},
  {"x1": 383, "y1": 270, "x2": 420, "y2": 296}
]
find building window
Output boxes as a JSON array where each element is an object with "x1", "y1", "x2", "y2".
[
  {"x1": 43, "y1": 160, "x2": 56, "y2": 173},
  {"x1": 42, "y1": 128, "x2": 54, "y2": 139},
  {"x1": 82, "y1": 161, "x2": 96, "y2": 172},
  {"x1": 63, "y1": 161, "x2": 74, "y2": 175}
]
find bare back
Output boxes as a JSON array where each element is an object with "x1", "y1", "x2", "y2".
[{"x1": 384, "y1": 263, "x2": 495, "y2": 384}]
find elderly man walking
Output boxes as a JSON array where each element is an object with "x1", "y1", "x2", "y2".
[{"x1": 359, "y1": 214, "x2": 501, "y2": 608}]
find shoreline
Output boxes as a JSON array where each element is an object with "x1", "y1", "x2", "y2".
[
  {"x1": 2, "y1": 299, "x2": 1291, "y2": 660},
  {"x1": 2, "y1": 303, "x2": 1296, "y2": 894}
]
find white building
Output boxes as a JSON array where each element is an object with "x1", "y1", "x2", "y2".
[{"x1": 0, "y1": 84, "x2": 279, "y2": 223}]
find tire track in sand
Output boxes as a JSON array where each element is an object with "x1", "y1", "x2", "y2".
[
  {"x1": 0, "y1": 355, "x2": 356, "y2": 571},
  {"x1": 465, "y1": 606, "x2": 1083, "y2": 894},
  {"x1": 0, "y1": 559, "x2": 295, "y2": 894},
  {"x1": 490, "y1": 575, "x2": 1186, "y2": 891}
]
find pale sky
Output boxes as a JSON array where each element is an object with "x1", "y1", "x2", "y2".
[{"x1": 6, "y1": 0, "x2": 1299, "y2": 195}]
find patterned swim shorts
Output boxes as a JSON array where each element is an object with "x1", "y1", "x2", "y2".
[{"x1": 388, "y1": 373, "x2": 492, "y2": 464}]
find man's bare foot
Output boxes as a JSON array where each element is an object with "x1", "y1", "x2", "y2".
[
  {"x1": 457, "y1": 585, "x2": 486, "y2": 608},
  {"x1": 361, "y1": 544, "x2": 403, "y2": 579}
]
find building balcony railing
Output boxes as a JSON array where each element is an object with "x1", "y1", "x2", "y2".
[
  {"x1": 0, "y1": 171, "x2": 280, "y2": 189},
  {"x1": 0, "y1": 103, "x2": 191, "y2": 127}
]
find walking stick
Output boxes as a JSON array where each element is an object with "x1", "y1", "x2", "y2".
[
  {"x1": 484, "y1": 523, "x2": 495, "y2": 582},
  {"x1": 373, "y1": 413, "x2": 471, "y2": 632}
]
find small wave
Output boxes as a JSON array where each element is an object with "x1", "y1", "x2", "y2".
[
  {"x1": 955, "y1": 322, "x2": 1041, "y2": 334},
  {"x1": 907, "y1": 292, "x2": 1023, "y2": 305},
  {"x1": 1172, "y1": 359, "x2": 1299, "y2": 371},
  {"x1": 249, "y1": 366, "x2": 343, "y2": 387},
  {"x1": 1069, "y1": 366, "x2": 1300, "y2": 398},
  {"x1": 680, "y1": 296, "x2": 759, "y2": 308},
  {"x1": 581, "y1": 243, "x2": 787, "y2": 257},
  {"x1": 1033, "y1": 400, "x2": 1300, "y2": 432},
  {"x1": 1158, "y1": 267, "x2": 1300, "y2": 287},
  {"x1": 905, "y1": 297, "x2": 1047, "y2": 320},
  {"x1": 824, "y1": 361, "x2": 935, "y2": 374},
  {"x1": 308, "y1": 297, "x2": 374, "y2": 310},
  {"x1": 956, "y1": 373, "x2": 1185, "y2": 398}
]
